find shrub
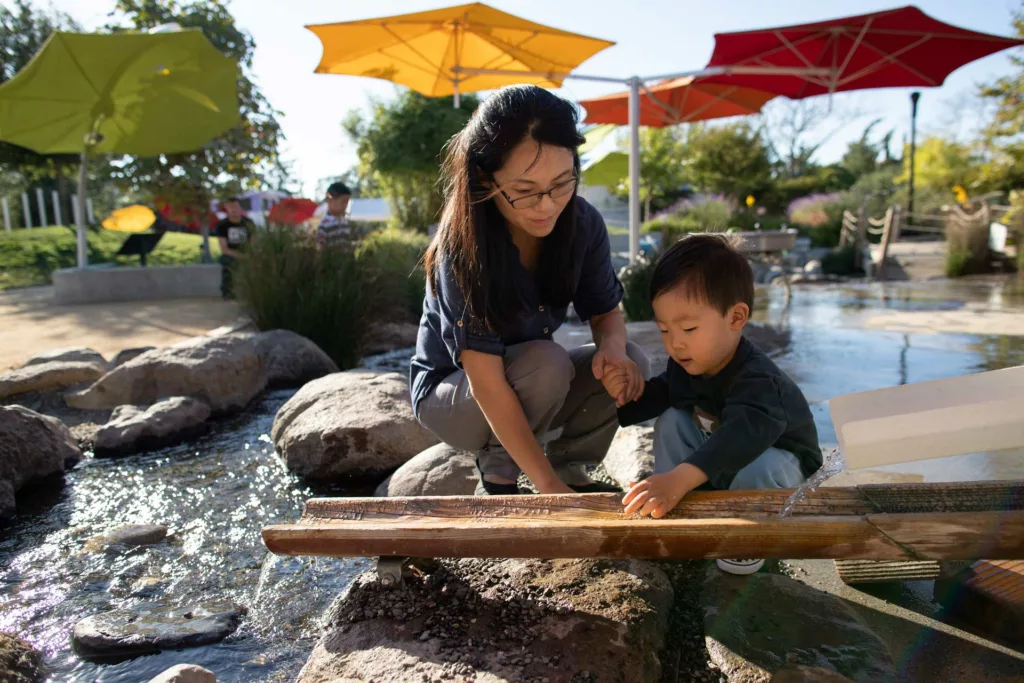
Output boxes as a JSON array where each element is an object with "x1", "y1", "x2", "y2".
[
  {"x1": 619, "y1": 253, "x2": 657, "y2": 321},
  {"x1": 945, "y1": 248, "x2": 975, "y2": 278},
  {"x1": 788, "y1": 193, "x2": 842, "y2": 227},
  {"x1": 643, "y1": 215, "x2": 704, "y2": 246},
  {"x1": 356, "y1": 227, "x2": 430, "y2": 322},
  {"x1": 821, "y1": 246, "x2": 860, "y2": 275},
  {"x1": 236, "y1": 226, "x2": 374, "y2": 369}
]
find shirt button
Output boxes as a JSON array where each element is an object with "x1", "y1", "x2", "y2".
[
  {"x1": 538, "y1": 305, "x2": 545, "y2": 312},
  {"x1": 456, "y1": 320, "x2": 464, "y2": 328},
  {"x1": 543, "y1": 327, "x2": 550, "y2": 334}
]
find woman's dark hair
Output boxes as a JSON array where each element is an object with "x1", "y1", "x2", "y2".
[{"x1": 424, "y1": 85, "x2": 585, "y2": 336}]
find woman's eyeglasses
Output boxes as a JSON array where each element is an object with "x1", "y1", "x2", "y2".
[{"x1": 499, "y1": 177, "x2": 578, "y2": 210}]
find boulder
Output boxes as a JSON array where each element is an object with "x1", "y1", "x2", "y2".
[
  {"x1": 0, "y1": 361, "x2": 106, "y2": 399},
  {"x1": 250, "y1": 329, "x2": 338, "y2": 389},
  {"x1": 24, "y1": 347, "x2": 107, "y2": 368},
  {"x1": 85, "y1": 524, "x2": 169, "y2": 552},
  {"x1": 299, "y1": 558, "x2": 673, "y2": 682},
  {"x1": 0, "y1": 632, "x2": 43, "y2": 683},
  {"x1": 72, "y1": 599, "x2": 245, "y2": 659},
  {"x1": 364, "y1": 322, "x2": 420, "y2": 356},
  {"x1": 272, "y1": 371, "x2": 437, "y2": 483},
  {"x1": 603, "y1": 425, "x2": 655, "y2": 490},
  {"x1": 702, "y1": 569, "x2": 897, "y2": 682},
  {"x1": 93, "y1": 397, "x2": 210, "y2": 456},
  {"x1": 0, "y1": 405, "x2": 82, "y2": 519},
  {"x1": 111, "y1": 347, "x2": 155, "y2": 367},
  {"x1": 148, "y1": 664, "x2": 217, "y2": 683},
  {"x1": 65, "y1": 335, "x2": 265, "y2": 416},
  {"x1": 374, "y1": 444, "x2": 478, "y2": 497}
]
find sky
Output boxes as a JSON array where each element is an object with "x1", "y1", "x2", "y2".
[{"x1": 23, "y1": 0, "x2": 1024, "y2": 197}]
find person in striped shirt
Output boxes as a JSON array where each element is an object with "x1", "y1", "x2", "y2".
[{"x1": 312, "y1": 182, "x2": 355, "y2": 249}]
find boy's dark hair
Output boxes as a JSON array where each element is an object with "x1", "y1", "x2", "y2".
[
  {"x1": 326, "y1": 182, "x2": 351, "y2": 198},
  {"x1": 222, "y1": 196, "x2": 241, "y2": 205},
  {"x1": 649, "y1": 233, "x2": 754, "y2": 315}
]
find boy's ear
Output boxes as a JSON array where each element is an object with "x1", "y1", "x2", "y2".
[{"x1": 729, "y1": 302, "x2": 749, "y2": 330}]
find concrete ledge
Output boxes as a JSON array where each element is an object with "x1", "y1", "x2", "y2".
[{"x1": 53, "y1": 264, "x2": 222, "y2": 304}]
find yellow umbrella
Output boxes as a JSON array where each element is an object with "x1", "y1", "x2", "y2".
[
  {"x1": 102, "y1": 205, "x2": 157, "y2": 233},
  {"x1": 305, "y1": 3, "x2": 614, "y2": 102}
]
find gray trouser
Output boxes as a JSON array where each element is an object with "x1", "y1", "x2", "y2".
[
  {"x1": 417, "y1": 341, "x2": 651, "y2": 482},
  {"x1": 653, "y1": 407, "x2": 806, "y2": 490}
]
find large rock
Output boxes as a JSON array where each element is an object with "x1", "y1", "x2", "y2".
[
  {"x1": 112, "y1": 347, "x2": 154, "y2": 368},
  {"x1": 0, "y1": 405, "x2": 82, "y2": 519},
  {"x1": 72, "y1": 599, "x2": 245, "y2": 659},
  {"x1": 65, "y1": 335, "x2": 265, "y2": 416},
  {"x1": 702, "y1": 569, "x2": 897, "y2": 682},
  {"x1": 374, "y1": 444, "x2": 478, "y2": 497},
  {"x1": 364, "y1": 321, "x2": 419, "y2": 356},
  {"x1": 0, "y1": 632, "x2": 43, "y2": 683},
  {"x1": 24, "y1": 347, "x2": 107, "y2": 368},
  {"x1": 250, "y1": 329, "x2": 338, "y2": 389},
  {"x1": 603, "y1": 425, "x2": 655, "y2": 490},
  {"x1": 85, "y1": 524, "x2": 169, "y2": 552},
  {"x1": 149, "y1": 664, "x2": 216, "y2": 683},
  {"x1": 272, "y1": 371, "x2": 437, "y2": 483},
  {"x1": 299, "y1": 558, "x2": 673, "y2": 682},
  {"x1": 0, "y1": 361, "x2": 106, "y2": 399},
  {"x1": 93, "y1": 397, "x2": 211, "y2": 456}
]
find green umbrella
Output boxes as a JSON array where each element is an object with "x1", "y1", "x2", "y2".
[
  {"x1": 0, "y1": 28, "x2": 240, "y2": 267},
  {"x1": 582, "y1": 150, "x2": 629, "y2": 190}
]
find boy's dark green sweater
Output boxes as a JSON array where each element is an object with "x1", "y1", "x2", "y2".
[{"x1": 618, "y1": 336, "x2": 822, "y2": 489}]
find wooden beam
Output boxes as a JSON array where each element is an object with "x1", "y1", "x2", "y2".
[{"x1": 261, "y1": 482, "x2": 1024, "y2": 562}]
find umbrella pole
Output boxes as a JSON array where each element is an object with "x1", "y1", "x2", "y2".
[
  {"x1": 628, "y1": 77, "x2": 641, "y2": 265},
  {"x1": 76, "y1": 150, "x2": 89, "y2": 269}
]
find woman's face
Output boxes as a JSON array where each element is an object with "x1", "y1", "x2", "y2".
[{"x1": 490, "y1": 140, "x2": 576, "y2": 240}]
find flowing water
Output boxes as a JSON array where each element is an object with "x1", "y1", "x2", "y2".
[
  {"x1": 780, "y1": 448, "x2": 847, "y2": 517},
  {"x1": 3, "y1": 279, "x2": 1024, "y2": 680}
]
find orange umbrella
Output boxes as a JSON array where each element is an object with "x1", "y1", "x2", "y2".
[{"x1": 578, "y1": 77, "x2": 776, "y2": 127}]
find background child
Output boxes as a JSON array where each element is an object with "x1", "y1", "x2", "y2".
[{"x1": 603, "y1": 234, "x2": 822, "y2": 574}]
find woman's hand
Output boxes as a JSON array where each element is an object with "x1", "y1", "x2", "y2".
[{"x1": 592, "y1": 346, "x2": 644, "y2": 407}]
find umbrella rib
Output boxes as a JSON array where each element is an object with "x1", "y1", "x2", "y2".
[
  {"x1": 56, "y1": 34, "x2": 103, "y2": 100},
  {"x1": 681, "y1": 85, "x2": 737, "y2": 123},
  {"x1": 640, "y1": 83, "x2": 681, "y2": 123},
  {"x1": 0, "y1": 108, "x2": 85, "y2": 141},
  {"x1": 838, "y1": 35, "x2": 938, "y2": 88},
  {"x1": 379, "y1": 23, "x2": 449, "y2": 79},
  {"x1": 773, "y1": 29, "x2": 820, "y2": 71},
  {"x1": 836, "y1": 20, "x2": 874, "y2": 81}
]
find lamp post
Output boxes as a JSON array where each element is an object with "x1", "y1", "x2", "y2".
[{"x1": 907, "y1": 91, "x2": 921, "y2": 218}]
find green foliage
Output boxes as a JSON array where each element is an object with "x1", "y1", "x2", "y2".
[
  {"x1": 613, "y1": 127, "x2": 687, "y2": 219},
  {"x1": 344, "y1": 91, "x2": 478, "y2": 231},
  {"x1": 945, "y1": 249, "x2": 975, "y2": 278},
  {"x1": 619, "y1": 254, "x2": 656, "y2": 322},
  {"x1": 104, "y1": 0, "x2": 286, "y2": 218},
  {"x1": 355, "y1": 227, "x2": 430, "y2": 323},
  {"x1": 0, "y1": 226, "x2": 220, "y2": 289},
  {"x1": 644, "y1": 215, "x2": 703, "y2": 245},
  {"x1": 821, "y1": 246, "x2": 860, "y2": 276},
  {"x1": 897, "y1": 136, "x2": 982, "y2": 196},
  {"x1": 683, "y1": 122, "x2": 772, "y2": 200},
  {"x1": 236, "y1": 227, "x2": 373, "y2": 370}
]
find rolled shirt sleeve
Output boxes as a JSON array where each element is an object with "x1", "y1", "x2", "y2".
[
  {"x1": 436, "y1": 258, "x2": 505, "y2": 363},
  {"x1": 572, "y1": 203, "x2": 624, "y2": 321}
]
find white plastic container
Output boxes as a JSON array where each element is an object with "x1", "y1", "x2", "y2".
[{"x1": 829, "y1": 365, "x2": 1024, "y2": 470}]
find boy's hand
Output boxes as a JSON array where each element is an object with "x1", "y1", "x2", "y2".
[
  {"x1": 598, "y1": 366, "x2": 629, "y2": 405},
  {"x1": 622, "y1": 464, "x2": 708, "y2": 518}
]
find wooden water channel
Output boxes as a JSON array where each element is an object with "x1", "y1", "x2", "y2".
[{"x1": 262, "y1": 481, "x2": 1024, "y2": 562}]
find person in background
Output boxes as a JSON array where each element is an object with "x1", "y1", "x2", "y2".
[
  {"x1": 215, "y1": 196, "x2": 255, "y2": 298},
  {"x1": 311, "y1": 182, "x2": 355, "y2": 249}
]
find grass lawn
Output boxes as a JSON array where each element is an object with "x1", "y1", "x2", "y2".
[{"x1": 0, "y1": 226, "x2": 222, "y2": 290}]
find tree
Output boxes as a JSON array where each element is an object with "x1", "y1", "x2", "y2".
[
  {"x1": 613, "y1": 127, "x2": 686, "y2": 222},
  {"x1": 977, "y1": 5, "x2": 1024, "y2": 190},
  {"x1": 344, "y1": 91, "x2": 477, "y2": 231},
  {"x1": 0, "y1": 0, "x2": 82, "y2": 221},
  {"x1": 896, "y1": 136, "x2": 982, "y2": 196},
  {"x1": 682, "y1": 122, "x2": 772, "y2": 200},
  {"x1": 841, "y1": 119, "x2": 888, "y2": 178},
  {"x1": 759, "y1": 98, "x2": 864, "y2": 179},
  {"x1": 104, "y1": 1, "x2": 285, "y2": 233}
]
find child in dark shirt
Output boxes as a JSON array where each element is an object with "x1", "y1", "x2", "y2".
[{"x1": 601, "y1": 234, "x2": 821, "y2": 574}]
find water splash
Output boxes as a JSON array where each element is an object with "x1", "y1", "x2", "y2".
[{"x1": 780, "y1": 448, "x2": 847, "y2": 517}]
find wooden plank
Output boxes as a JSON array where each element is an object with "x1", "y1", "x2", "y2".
[
  {"x1": 936, "y1": 560, "x2": 1024, "y2": 646},
  {"x1": 262, "y1": 482, "x2": 1024, "y2": 562}
]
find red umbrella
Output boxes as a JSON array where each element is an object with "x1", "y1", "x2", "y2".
[
  {"x1": 700, "y1": 5, "x2": 1023, "y2": 99},
  {"x1": 578, "y1": 77, "x2": 776, "y2": 128}
]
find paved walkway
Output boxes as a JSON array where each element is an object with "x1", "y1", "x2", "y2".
[{"x1": 0, "y1": 286, "x2": 245, "y2": 369}]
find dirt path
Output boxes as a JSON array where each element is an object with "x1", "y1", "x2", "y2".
[{"x1": 0, "y1": 286, "x2": 246, "y2": 369}]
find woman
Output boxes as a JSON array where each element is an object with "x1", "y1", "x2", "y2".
[{"x1": 410, "y1": 85, "x2": 649, "y2": 496}]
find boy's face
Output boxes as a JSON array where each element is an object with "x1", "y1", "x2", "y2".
[
  {"x1": 224, "y1": 200, "x2": 242, "y2": 222},
  {"x1": 327, "y1": 193, "x2": 350, "y2": 216},
  {"x1": 653, "y1": 285, "x2": 748, "y2": 377}
]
